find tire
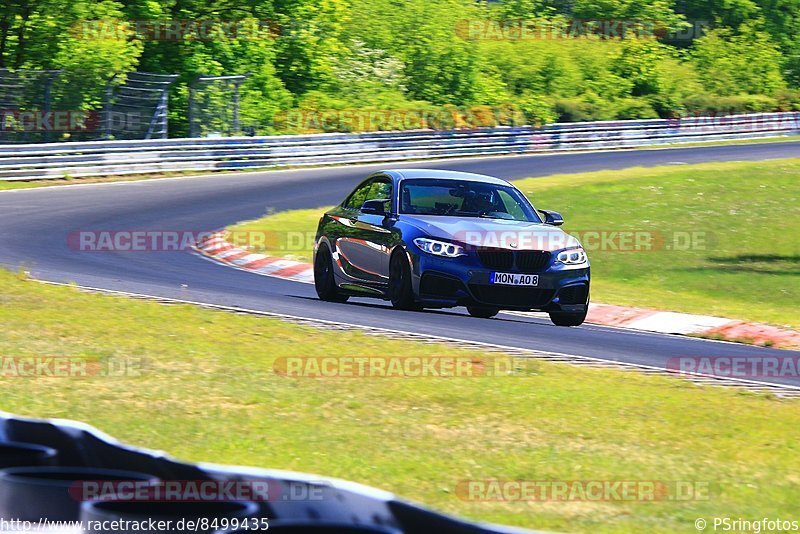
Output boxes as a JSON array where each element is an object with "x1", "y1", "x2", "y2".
[
  {"x1": 467, "y1": 305, "x2": 499, "y2": 319},
  {"x1": 314, "y1": 244, "x2": 349, "y2": 303},
  {"x1": 0, "y1": 467, "x2": 156, "y2": 521},
  {"x1": 389, "y1": 249, "x2": 419, "y2": 310}
]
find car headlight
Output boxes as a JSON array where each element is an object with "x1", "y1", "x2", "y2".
[
  {"x1": 413, "y1": 238, "x2": 466, "y2": 258},
  {"x1": 556, "y1": 247, "x2": 587, "y2": 265}
]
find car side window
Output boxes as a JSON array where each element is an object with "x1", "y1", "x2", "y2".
[
  {"x1": 344, "y1": 181, "x2": 374, "y2": 210},
  {"x1": 367, "y1": 180, "x2": 392, "y2": 203}
]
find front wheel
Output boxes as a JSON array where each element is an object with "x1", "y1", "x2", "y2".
[
  {"x1": 549, "y1": 309, "x2": 587, "y2": 327},
  {"x1": 389, "y1": 250, "x2": 419, "y2": 310},
  {"x1": 314, "y1": 244, "x2": 349, "y2": 303},
  {"x1": 467, "y1": 305, "x2": 499, "y2": 319}
]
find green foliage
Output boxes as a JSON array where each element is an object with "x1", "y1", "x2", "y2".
[
  {"x1": 53, "y1": 31, "x2": 141, "y2": 110},
  {"x1": 611, "y1": 40, "x2": 672, "y2": 97},
  {"x1": 0, "y1": 0, "x2": 795, "y2": 135},
  {"x1": 611, "y1": 98, "x2": 660, "y2": 119},
  {"x1": 553, "y1": 97, "x2": 605, "y2": 122},
  {"x1": 682, "y1": 93, "x2": 779, "y2": 114},
  {"x1": 517, "y1": 92, "x2": 558, "y2": 125},
  {"x1": 692, "y1": 21, "x2": 786, "y2": 95},
  {"x1": 775, "y1": 89, "x2": 800, "y2": 111}
]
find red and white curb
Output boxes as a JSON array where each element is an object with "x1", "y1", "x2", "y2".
[
  {"x1": 194, "y1": 232, "x2": 800, "y2": 349},
  {"x1": 584, "y1": 304, "x2": 800, "y2": 348},
  {"x1": 193, "y1": 232, "x2": 314, "y2": 284}
]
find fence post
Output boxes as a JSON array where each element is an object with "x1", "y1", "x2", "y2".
[
  {"x1": 42, "y1": 70, "x2": 62, "y2": 143},
  {"x1": 103, "y1": 74, "x2": 118, "y2": 140},
  {"x1": 188, "y1": 76, "x2": 201, "y2": 138},
  {"x1": 231, "y1": 74, "x2": 250, "y2": 135},
  {"x1": 232, "y1": 82, "x2": 241, "y2": 135},
  {"x1": 189, "y1": 74, "x2": 250, "y2": 138}
]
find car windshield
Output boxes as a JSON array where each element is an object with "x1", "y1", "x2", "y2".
[{"x1": 400, "y1": 178, "x2": 540, "y2": 222}]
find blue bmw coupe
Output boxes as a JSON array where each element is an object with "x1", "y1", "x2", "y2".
[{"x1": 313, "y1": 169, "x2": 590, "y2": 326}]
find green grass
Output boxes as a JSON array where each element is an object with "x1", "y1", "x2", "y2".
[
  {"x1": 0, "y1": 270, "x2": 798, "y2": 532},
  {"x1": 231, "y1": 159, "x2": 800, "y2": 329},
  {"x1": 0, "y1": 181, "x2": 48, "y2": 191},
  {"x1": 514, "y1": 159, "x2": 800, "y2": 329},
  {"x1": 655, "y1": 134, "x2": 800, "y2": 149}
]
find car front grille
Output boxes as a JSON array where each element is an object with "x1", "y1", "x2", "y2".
[
  {"x1": 476, "y1": 248, "x2": 514, "y2": 270},
  {"x1": 475, "y1": 248, "x2": 551, "y2": 273},
  {"x1": 515, "y1": 251, "x2": 551, "y2": 273},
  {"x1": 469, "y1": 285, "x2": 555, "y2": 307}
]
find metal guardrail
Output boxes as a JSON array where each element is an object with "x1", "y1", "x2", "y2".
[{"x1": 0, "y1": 112, "x2": 798, "y2": 180}]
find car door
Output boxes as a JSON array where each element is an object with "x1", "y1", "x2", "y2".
[
  {"x1": 335, "y1": 176, "x2": 394, "y2": 286},
  {"x1": 355, "y1": 178, "x2": 394, "y2": 280}
]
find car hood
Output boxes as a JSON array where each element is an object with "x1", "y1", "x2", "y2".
[{"x1": 402, "y1": 215, "x2": 580, "y2": 252}]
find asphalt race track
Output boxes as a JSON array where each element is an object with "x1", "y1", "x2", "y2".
[{"x1": 2, "y1": 141, "x2": 799, "y2": 386}]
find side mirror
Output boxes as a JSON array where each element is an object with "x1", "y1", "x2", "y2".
[
  {"x1": 539, "y1": 209, "x2": 564, "y2": 226},
  {"x1": 361, "y1": 199, "x2": 388, "y2": 215}
]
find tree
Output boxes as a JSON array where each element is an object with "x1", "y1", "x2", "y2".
[{"x1": 692, "y1": 20, "x2": 786, "y2": 95}]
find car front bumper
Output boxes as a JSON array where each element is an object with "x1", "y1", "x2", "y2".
[{"x1": 411, "y1": 251, "x2": 590, "y2": 311}]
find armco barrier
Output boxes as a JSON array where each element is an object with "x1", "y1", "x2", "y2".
[{"x1": 0, "y1": 112, "x2": 798, "y2": 180}]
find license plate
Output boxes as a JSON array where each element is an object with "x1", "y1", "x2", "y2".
[{"x1": 490, "y1": 272, "x2": 539, "y2": 286}]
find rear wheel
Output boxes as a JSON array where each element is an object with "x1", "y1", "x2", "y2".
[
  {"x1": 314, "y1": 244, "x2": 348, "y2": 303},
  {"x1": 389, "y1": 250, "x2": 419, "y2": 310},
  {"x1": 467, "y1": 305, "x2": 499, "y2": 319}
]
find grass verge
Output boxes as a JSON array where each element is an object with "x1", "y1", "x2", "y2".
[
  {"x1": 230, "y1": 159, "x2": 800, "y2": 329},
  {"x1": 0, "y1": 270, "x2": 798, "y2": 532}
]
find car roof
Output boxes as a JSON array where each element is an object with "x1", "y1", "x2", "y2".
[{"x1": 381, "y1": 169, "x2": 511, "y2": 186}]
